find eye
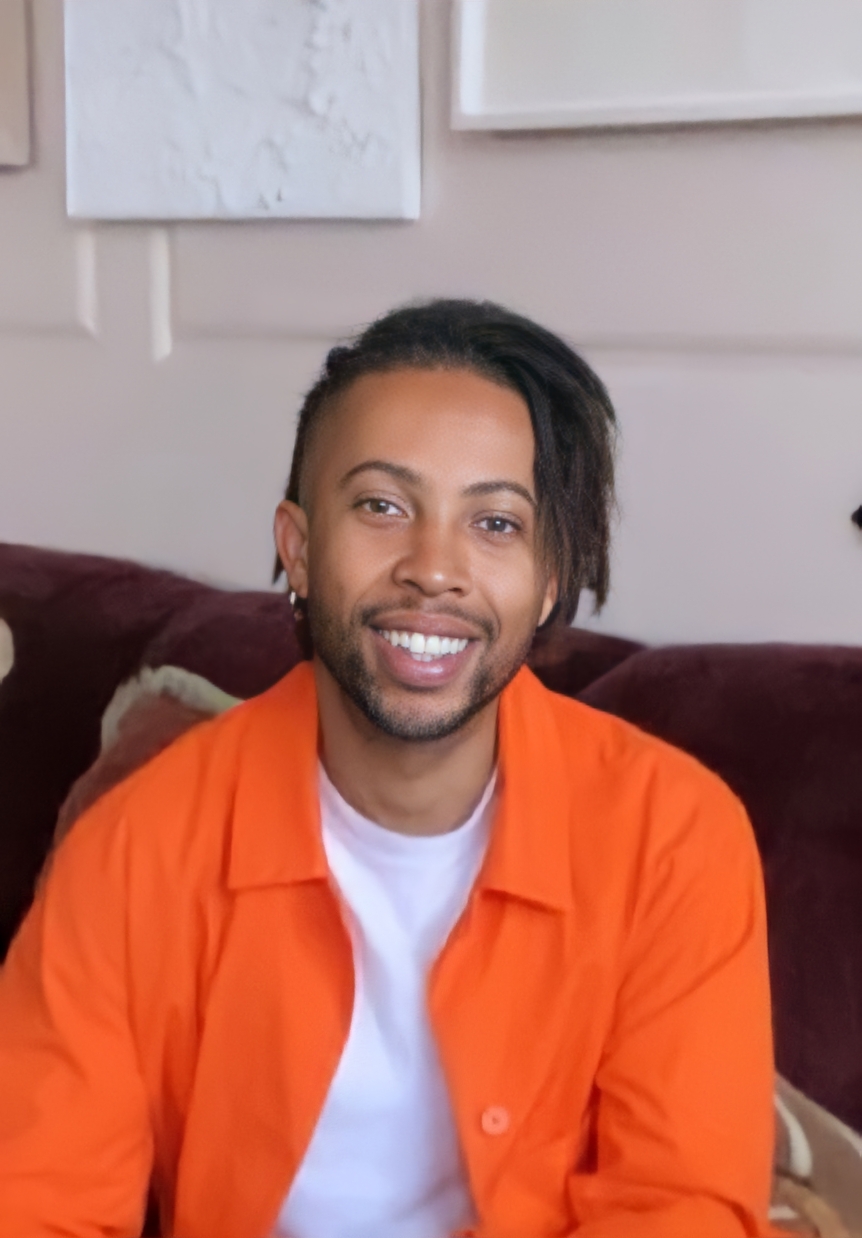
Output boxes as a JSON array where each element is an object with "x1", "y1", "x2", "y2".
[
  {"x1": 476, "y1": 515, "x2": 520, "y2": 536},
  {"x1": 360, "y1": 497, "x2": 404, "y2": 517}
]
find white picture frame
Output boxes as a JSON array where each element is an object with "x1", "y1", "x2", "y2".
[
  {"x1": 0, "y1": 0, "x2": 30, "y2": 166},
  {"x1": 453, "y1": 0, "x2": 862, "y2": 131}
]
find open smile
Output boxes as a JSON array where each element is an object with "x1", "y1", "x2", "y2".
[
  {"x1": 370, "y1": 626, "x2": 479, "y2": 688},
  {"x1": 378, "y1": 629, "x2": 470, "y2": 662}
]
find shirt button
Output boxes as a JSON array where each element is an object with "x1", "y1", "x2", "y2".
[{"x1": 480, "y1": 1104, "x2": 510, "y2": 1136}]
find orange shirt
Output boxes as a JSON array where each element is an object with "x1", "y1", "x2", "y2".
[{"x1": 0, "y1": 663, "x2": 781, "y2": 1238}]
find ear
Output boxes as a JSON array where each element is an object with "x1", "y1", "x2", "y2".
[
  {"x1": 274, "y1": 501, "x2": 310, "y2": 600},
  {"x1": 538, "y1": 574, "x2": 558, "y2": 628}
]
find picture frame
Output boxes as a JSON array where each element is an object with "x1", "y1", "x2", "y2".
[
  {"x1": 0, "y1": 0, "x2": 30, "y2": 166},
  {"x1": 453, "y1": 0, "x2": 862, "y2": 131}
]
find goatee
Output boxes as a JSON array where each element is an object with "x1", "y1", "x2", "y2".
[{"x1": 306, "y1": 594, "x2": 531, "y2": 742}]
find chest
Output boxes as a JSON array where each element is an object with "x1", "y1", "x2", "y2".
[{"x1": 138, "y1": 880, "x2": 621, "y2": 1238}]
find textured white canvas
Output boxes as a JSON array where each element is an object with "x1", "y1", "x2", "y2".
[
  {"x1": 65, "y1": 0, "x2": 420, "y2": 219},
  {"x1": 0, "y1": 0, "x2": 30, "y2": 166}
]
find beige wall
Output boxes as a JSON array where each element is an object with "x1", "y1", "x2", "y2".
[{"x1": 2, "y1": 0, "x2": 862, "y2": 645}]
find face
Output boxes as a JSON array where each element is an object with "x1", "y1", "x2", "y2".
[{"x1": 275, "y1": 367, "x2": 557, "y2": 741}]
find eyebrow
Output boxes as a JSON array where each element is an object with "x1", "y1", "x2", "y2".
[
  {"x1": 462, "y1": 479, "x2": 536, "y2": 509},
  {"x1": 338, "y1": 460, "x2": 422, "y2": 489},
  {"x1": 338, "y1": 460, "x2": 536, "y2": 509}
]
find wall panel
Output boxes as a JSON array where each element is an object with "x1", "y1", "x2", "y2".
[
  {"x1": 174, "y1": 122, "x2": 862, "y2": 350},
  {"x1": 1, "y1": 0, "x2": 861, "y2": 646},
  {"x1": 581, "y1": 353, "x2": 862, "y2": 644}
]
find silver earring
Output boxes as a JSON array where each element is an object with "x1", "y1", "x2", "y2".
[{"x1": 288, "y1": 590, "x2": 297, "y2": 606}]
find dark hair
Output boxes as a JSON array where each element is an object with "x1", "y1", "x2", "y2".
[{"x1": 276, "y1": 298, "x2": 617, "y2": 624}]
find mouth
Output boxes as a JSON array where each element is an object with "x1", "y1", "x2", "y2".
[{"x1": 369, "y1": 625, "x2": 479, "y2": 689}]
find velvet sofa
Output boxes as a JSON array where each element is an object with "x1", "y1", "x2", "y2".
[{"x1": 1, "y1": 540, "x2": 861, "y2": 1233}]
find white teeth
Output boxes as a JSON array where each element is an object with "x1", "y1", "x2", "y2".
[{"x1": 380, "y1": 630, "x2": 469, "y2": 658}]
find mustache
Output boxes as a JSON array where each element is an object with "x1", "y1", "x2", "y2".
[{"x1": 356, "y1": 599, "x2": 497, "y2": 644}]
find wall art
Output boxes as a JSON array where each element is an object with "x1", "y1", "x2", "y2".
[
  {"x1": 66, "y1": 0, "x2": 420, "y2": 219},
  {"x1": 454, "y1": 0, "x2": 862, "y2": 130}
]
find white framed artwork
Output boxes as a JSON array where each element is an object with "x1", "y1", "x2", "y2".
[
  {"x1": 454, "y1": 0, "x2": 862, "y2": 130},
  {"x1": 65, "y1": 0, "x2": 421, "y2": 220},
  {"x1": 0, "y1": 0, "x2": 30, "y2": 166}
]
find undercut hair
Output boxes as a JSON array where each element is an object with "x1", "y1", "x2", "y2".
[{"x1": 276, "y1": 299, "x2": 617, "y2": 624}]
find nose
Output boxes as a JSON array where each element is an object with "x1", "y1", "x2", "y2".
[{"x1": 392, "y1": 515, "x2": 471, "y2": 599}]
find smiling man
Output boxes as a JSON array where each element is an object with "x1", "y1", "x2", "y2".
[{"x1": 0, "y1": 301, "x2": 779, "y2": 1238}]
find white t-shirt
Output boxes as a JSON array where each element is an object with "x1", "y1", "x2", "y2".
[{"x1": 275, "y1": 764, "x2": 496, "y2": 1238}]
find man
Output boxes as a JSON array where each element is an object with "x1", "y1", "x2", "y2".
[{"x1": 0, "y1": 300, "x2": 779, "y2": 1238}]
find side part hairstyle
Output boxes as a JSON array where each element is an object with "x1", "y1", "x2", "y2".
[{"x1": 277, "y1": 299, "x2": 617, "y2": 625}]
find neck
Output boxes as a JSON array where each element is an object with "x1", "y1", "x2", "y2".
[{"x1": 313, "y1": 659, "x2": 498, "y2": 836}]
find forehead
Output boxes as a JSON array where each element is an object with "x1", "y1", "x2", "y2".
[{"x1": 309, "y1": 366, "x2": 536, "y2": 495}]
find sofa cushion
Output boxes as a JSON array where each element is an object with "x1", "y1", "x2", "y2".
[
  {"x1": 0, "y1": 542, "x2": 301, "y2": 958},
  {"x1": 580, "y1": 642, "x2": 862, "y2": 1134},
  {"x1": 527, "y1": 622, "x2": 643, "y2": 698},
  {"x1": 767, "y1": 831, "x2": 862, "y2": 1139},
  {"x1": 140, "y1": 586, "x2": 303, "y2": 699},
  {"x1": 0, "y1": 543, "x2": 197, "y2": 956}
]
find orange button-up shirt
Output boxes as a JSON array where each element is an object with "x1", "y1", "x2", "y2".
[{"x1": 0, "y1": 663, "x2": 780, "y2": 1238}]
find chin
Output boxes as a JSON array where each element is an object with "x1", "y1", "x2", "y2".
[{"x1": 354, "y1": 680, "x2": 497, "y2": 743}]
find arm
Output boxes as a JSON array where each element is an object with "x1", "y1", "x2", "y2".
[{"x1": 0, "y1": 798, "x2": 153, "y2": 1236}]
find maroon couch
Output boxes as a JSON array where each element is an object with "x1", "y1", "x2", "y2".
[{"x1": 1, "y1": 540, "x2": 860, "y2": 1142}]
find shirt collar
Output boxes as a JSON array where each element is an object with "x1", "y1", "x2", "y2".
[
  {"x1": 477, "y1": 667, "x2": 575, "y2": 912},
  {"x1": 228, "y1": 660, "x2": 574, "y2": 913}
]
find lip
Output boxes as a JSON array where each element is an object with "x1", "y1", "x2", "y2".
[{"x1": 370, "y1": 626, "x2": 479, "y2": 690}]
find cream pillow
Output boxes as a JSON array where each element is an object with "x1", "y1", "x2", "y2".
[
  {"x1": 772, "y1": 1075, "x2": 862, "y2": 1236},
  {"x1": 0, "y1": 618, "x2": 13, "y2": 686},
  {"x1": 99, "y1": 664, "x2": 239, "y2": 750}
]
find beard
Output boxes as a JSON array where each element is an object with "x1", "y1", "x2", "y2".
[{"x1": 305, "y1": 591, "x2": 534, "y2": 742}]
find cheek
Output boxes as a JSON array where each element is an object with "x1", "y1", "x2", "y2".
[
  {"x1": 477, "y1": 550, "x2": 547, "y2": 633},
  {"x1": 308, "y1": 521, "x2": 394, "y2": 603}
]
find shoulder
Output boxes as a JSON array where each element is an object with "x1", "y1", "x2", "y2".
[
  {"x1": 520, "y1": 665, "x2": 732, "y2": 786},
  {"x1": 53, "y1": 664, "x2": 315, "y2": 887},
  {"x1": 514, "y1": 667, "x2": 756, "y2": 865}
]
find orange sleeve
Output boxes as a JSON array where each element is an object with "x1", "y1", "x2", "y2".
[
  {"x1": 0, "y1": 796, "x2": 153, "y2": 1237},
  {"x1": 563, "y1": 785, "x2": 782, "y2": 1238}
]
